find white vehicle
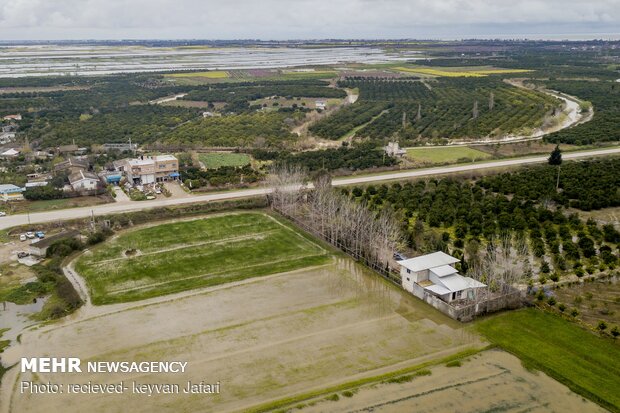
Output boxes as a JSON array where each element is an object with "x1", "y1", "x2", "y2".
[
  {"x1": 155, "y1": 189, "x2": 162, "y2": 194},
  {"x1": 25, "y1": 232, "x2": 35, "y2": 239},
  {"x1": 0, "y1": 211, "x2": 6, "y2": 217},
  {"x1": 20, "y1": 234, "x2": 27, "y2": 242}
]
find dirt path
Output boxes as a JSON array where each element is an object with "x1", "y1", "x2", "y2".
[
  {"x1": 293, "y1": 88, "x2": 358, "y2": 137},
  {"x1": 423, "y1": 79, "x2": 593, "y2": 147},
  {"x1": 148, "y1": 93, "x2": 187, "y2": 105}
]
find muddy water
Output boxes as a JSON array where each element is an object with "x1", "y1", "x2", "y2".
[
  {"x1": 0, "y1": 297, "x2": 47, "y2": 357},
  {"x1": 299, "y1": 349, "x2": 607, "y2": 413},
  {"x1": 1, "y1": 258, "x2": 481, "y2": 413}
]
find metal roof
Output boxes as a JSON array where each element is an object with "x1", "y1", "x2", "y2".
[
  {"x1": 429, "y1": 264, "x2": 458, "y2": 277},
  {"x1": 0, "y1": 184, "x2": 24, "y2": 193},
  {"x1": 425, "y1": 284, "x2": 451, "y2": 296},
  {"x1": 435, "y1": 274, "x2": 471, "y2": 292},
  {"x1": 397, "y1": 251, "x2": 460, "y2": 272}
]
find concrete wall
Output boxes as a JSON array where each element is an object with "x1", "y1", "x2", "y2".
[{"x1": 408, "y1": 287, "x2": 523, "y2": 322}]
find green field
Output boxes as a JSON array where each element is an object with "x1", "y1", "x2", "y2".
[
  {"x1": 199, "y1": 152, "x2": 251, "y2": 169},
  {"x1": 75, "y1": 212, "x2": 330, "y2": 304},
  {"x1": 476, "y1": 308, "x2": 620, "y2": 412},
  {"x1": 406, "y1": 146, "x2": 491, "y2": 163},
  {"x1": 166, "y1": 70, "x2": 229, "y2": 79}
]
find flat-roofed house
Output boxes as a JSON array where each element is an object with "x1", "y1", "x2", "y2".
[
  {"x1": 398, "y1": 251, "x2": 485, "y2": 303},
  {"x1": 153, "y1": 155, "x2": 179, "y2": 182},
  {"x1": 115, "y1": 155, "x2": 179, "y2": 185}
]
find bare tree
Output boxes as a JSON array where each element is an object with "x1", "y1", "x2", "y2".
[
  {"x1": 468, "y1": 233, "x2": 528, "y2": 310},
  {"x1": 269, "y1": 164, "x2": 402, "y2": 275},
  {"x1": 267, "y1": 164, "x2": 307, "y2": 214},
  {"x1": 472, "y1": 100, "x2": 479, "y2": 119},
  {"x1": 488, "y1": 92, "x2": 495, "y2": 111},
  {"x1": 415, "y1": 104, "x2": 422, "y2": 122}
]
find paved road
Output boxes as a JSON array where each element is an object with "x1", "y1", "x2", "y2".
[{"x1": 2, "y1": 147, "x2": 619, "y2": 230}]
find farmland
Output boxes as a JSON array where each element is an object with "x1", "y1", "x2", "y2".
[
  {"x1": 395, "y1": 66, "x2": 532, "y2": 77},
  {"x1": 476, "y1": 308, "x2": 620, "y2": 412},
  {"x1": 287, "y1": 350, "x2": 606, "y2": 413},
  {"x1": 166, "y1": 70, "x2": 230, "y2": 79},
  {"x1": 74, "y1": 212, "x2": 330, "y2": 304},
  {"x1": 551, "y1": 275, "x2": 620, "y2": 331},
  {"x1": 406, "y1": 146, "x2": 491, "y2": 164},
  {"x1": 3, "y1": 249, "x2": 482, "y2": 413},
  {"x1": 198, "y1": 152, "x2": 251, "y2": 169},
  {"x1": 164, "y1": 112, "x2": 296, "y2": 147},
  {"x1": 311, "y1": 77, "x2": 561, "y2": 142}
]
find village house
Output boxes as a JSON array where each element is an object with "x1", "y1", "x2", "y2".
[
  {"x1": 68, "y1": 170, "x2": 101, "y2": 192},
  {"x1": 114, "y1": 154, "x2": 179, "y2": 185},
  {"x1": 315, "y1": 100, "x2": 327, "y2": 110},
  {"x1": 55, "y1": 144, "x2": 82, "y2": 155},
  {"x1": 54, "y1": 157, "x2": 89, "y2": 174},
  {"x1": 3, "y1": 114, "x2": 22, "y2": 121},
  {"x1": 102, "y1": 142, "x2": 138, "y2": 152},
  {"x1": 398, "y1": 251, "x2": 486, "y2": 303},
  {"x1": 1, "y1": 148, "x2": 20, "y2": 158},
  {"x1": 384, "y1": 141, "x2": 407, "y2": 157},
  {"x1": 0, "y1": 184, "x2": 25, "y2": 201},
  {"x1": 25, "y1": 181, "x2": 49, "y2": 189}
]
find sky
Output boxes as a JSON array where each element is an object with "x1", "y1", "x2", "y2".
[{"x1": 0, "y1": 0, "x2": 618, "y2": 41}]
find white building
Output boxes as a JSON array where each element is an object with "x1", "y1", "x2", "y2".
[
  {"x1": 1, "y1": 148, "x2": 20, "y2": 158},
  {"x1": 384, "y1": 142, "x2": 406, "y2": 157},
  {"x1": 114, "y1": 155, "x2": 179, "y2": 185},
  {"x1": 315, "y1": 100, "x2": 327, "y2": 110},
  {"x1": 69, "y1": 170, "x2": 100, "y2": 192},
  {"x1": 0, "y1": 184, "x2": 25, "y2": 201},
  {"x1": 398, "y1": 251, "x2": 485, "y2": 303}
]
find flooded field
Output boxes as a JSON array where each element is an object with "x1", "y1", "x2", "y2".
[
  {"x1": 296, "y1": 350, "x2": 607, "y2": 413},
  {"x1": 0, "y1": 45, "x2": 414, "y2": 78},
  {"x1": 1, "y1": 258, "x2": 482, "y2": 413},
  {"x1": 0, "y1": 298, "x2": 46, "y2": 343}
]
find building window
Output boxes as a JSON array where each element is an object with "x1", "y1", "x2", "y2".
[
  {"x1": 406, "y1": 277, "x2": 410, "y2": 282},
  {"x1": 406, "y1": 269, "x2": 411, "y2": 274}
]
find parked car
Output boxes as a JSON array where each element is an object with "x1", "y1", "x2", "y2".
[
  {"x1": 35, "y1": 231, "x2": 45, "y2": 239},
  {"x1": 155, "y1": 189, "x2": 162, "y2": 194},
  {"x1": 19, "y1": 234, "x2": 27, "y2": 242},
  {"x1": 0, "y1": 211, "x2": 6, "y2": 217},
  {"x1": 393, "y1": 252, "x2": 406, "y2": 261},
  {"x1": 25, "y1": 232, "x2": 35, "y2": 239},
  {"x1": 17, "y1": 252, "x2": 29, "y2": 259}
]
